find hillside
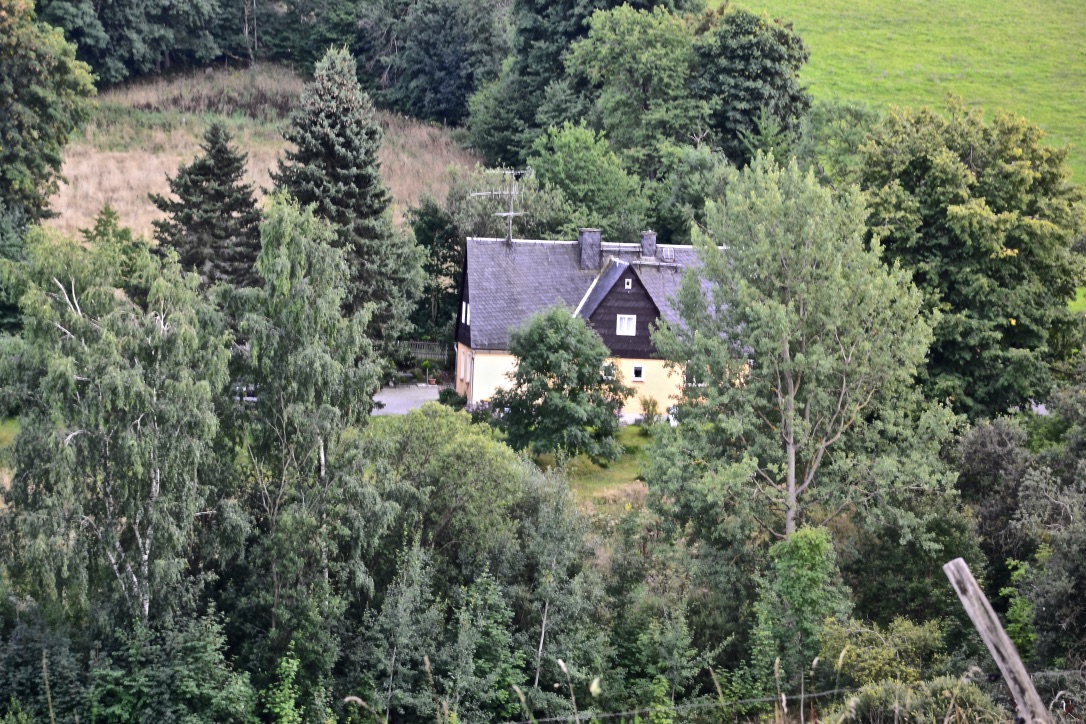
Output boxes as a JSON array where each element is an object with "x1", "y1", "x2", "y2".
[
  {"x1": 46, "y1": 64, "x2": 481, "y2": 239},
  {"x1": 739, "y1": 0, "x2": 1086, "y2": 181}
]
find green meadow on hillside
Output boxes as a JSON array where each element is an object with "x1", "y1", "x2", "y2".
[{"x1": 737, "y1": 0, "x2": 1086, "y2": 182}]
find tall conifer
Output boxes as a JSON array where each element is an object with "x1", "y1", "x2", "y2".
[
  {"x1": 273, "y1": 46, "x2": 423, "y2": 343},
  {"x1": 151, "y1": 122, "x2": 262, "y2": 287}
]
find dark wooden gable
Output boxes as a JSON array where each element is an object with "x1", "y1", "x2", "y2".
[
  {"x1": 587, "y1": 270, "x2": 660, "y2": 358},
  {"x1": 455, "y1": 268, "x2": 471, "y2": 347}
]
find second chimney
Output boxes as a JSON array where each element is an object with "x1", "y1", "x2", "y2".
[
  {"x1": 579, "y1": 228, "x2": 602, "y2": 270},
  {"x1": 640, "y1": 230, "x2": 657, "y2": 259}
]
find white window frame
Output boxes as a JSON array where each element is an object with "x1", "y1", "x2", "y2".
[
  {"x1": 624, "y1": 278, "x2": 632, "y2": 290},
  {"x1": 616, "y1": 314, "x2": 636, "y2": 336},
  {"x1": 465, "y1": 302, "x2": 470, "y2": 326},
  {"x1": 632, "y1": 365, "x2": 645, "y2": 382},
  {"x1": 461, "y1": 301, "x2": 467, "y2": 323}
]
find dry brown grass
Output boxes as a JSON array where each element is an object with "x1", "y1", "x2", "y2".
[{"x1": 46, "y1": 64, "x2": 480, "y2": 238}]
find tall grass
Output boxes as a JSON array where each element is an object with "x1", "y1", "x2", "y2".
[
  {"x1": 47, "y1": 64, "x2": 481, "y2": 238},
  {"x1": 102, "y1": 62, "x2": 305, "y2": 123}
]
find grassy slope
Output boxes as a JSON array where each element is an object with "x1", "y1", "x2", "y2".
[
  {"x1": 47, "y1": 63, "x2": 481, "y2": 239},
  {"x1": 732, "y1": 0, "x2": 1086, "y2": 182}
]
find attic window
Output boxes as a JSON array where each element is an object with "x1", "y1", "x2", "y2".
[
  {"x1": 617, "y1": 315, "x2": 636, "y2": 336},
  {"x1": 632, "y1": 365, "x2": 644, "y2": 382},
  {"x1": 660, "y1": 247, "x2": 675, "y2": 262},
  {"x1": 624, "y1": 278, "x2": 632, "y2": 290}
]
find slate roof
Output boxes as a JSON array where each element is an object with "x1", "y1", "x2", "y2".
[{"x1": 464, "y1": 237, "x2": 701, "y2": 350}]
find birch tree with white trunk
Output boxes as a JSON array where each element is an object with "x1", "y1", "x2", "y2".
[{"x1": 3, "y1": 219, "x2": 229, "y2": 622}]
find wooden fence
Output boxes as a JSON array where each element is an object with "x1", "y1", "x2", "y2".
[{"x1": 399, "y1": 340, "x2": 451, "y2": 364}]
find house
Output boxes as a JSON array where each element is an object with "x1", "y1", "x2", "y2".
[{"x1": 454, "y1": 228, "x2": 701, "y2": 420}]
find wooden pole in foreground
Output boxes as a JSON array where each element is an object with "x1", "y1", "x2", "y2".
[{"x1": 943, "y1": 557, "x2": 1052, "y2": 723}]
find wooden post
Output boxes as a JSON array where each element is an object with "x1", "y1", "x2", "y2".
[{"x1": 943, "y1": 557, "x2": 1052, "y2": 723}]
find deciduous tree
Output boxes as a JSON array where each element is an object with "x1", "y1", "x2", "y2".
[
  {"x1": 225, "y1": 196, "x2": 386, "y2": 709},
  {"x1": 861, "y1": 101, "x2": 1086, "y2": 418},
  {"x1": 528, "y1": 122, "x2": 648, "y2": 242},
  {"x1": 4, "y1": 220, "x2": 230, "y2": 623},
  {"x1": 566, "y1": 5, "x2": 707, "y2": 178},
  {"x1": 654, "y1": 155, "x2": 941, "y2": 537},
  {"x1": 492, "y1": 307, "x2": 632, "y2": 463},
  {"x1": 692, "y1": 6, "x2": 810, "y2": 165},
  {"x1": 0, "y1": 0, "x2": 94, "y2": 223}
]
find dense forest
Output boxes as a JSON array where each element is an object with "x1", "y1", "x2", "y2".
[{"x1": 2, "y1": 0, "x2": 1086, "y2": 721}]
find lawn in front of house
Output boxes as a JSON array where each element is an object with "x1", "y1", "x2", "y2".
[{"x1": 536, "y1": 424, "x2": 652, "y2": 515}]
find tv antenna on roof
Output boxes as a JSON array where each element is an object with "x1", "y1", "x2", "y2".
[{"x1": 470, "y1": 168, "x2": 532, "y2": 241}]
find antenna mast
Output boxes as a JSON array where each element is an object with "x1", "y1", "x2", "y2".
[{"x1": 470, "y1": 168, "x2": 532, "y2": 241}]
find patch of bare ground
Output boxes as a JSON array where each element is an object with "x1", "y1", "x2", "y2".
[{"x1": 46, "y1": 64, "x2": 480, "y2": 239}]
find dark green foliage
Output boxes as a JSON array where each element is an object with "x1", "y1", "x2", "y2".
[
  {"x1": 273, "y1": 47, "x2": 424, "y2": 341},
  {"x1": 407, "y1": 197, "x2": 462, "y2": 340},
  {"x1": 437, "y1": 387, "x2": 467, "y2": 409},
  {"x1": 954, "y1": 417, "x2": 1033, "y2": 597},
  {"x1": 224, "y1": 196, "x2": 384, "y2": 709},
  {"x1": 150, "y1": 122, "x2": 262, "y2": 287},
  {"x1": 342, "y1": 405, "x2": 607, "y2": 719},
  {"x1": 0, "y1": 0, "x2": 95, "y2": 222},
  {"x1": 749, "y1": 527, "x2": 850, "y2": 692},
  {"x1": 528, "y1": 122, "x2": 648, "y2": 242},
  {"x1": 794, "y1": 99, "x2": 882, "y2": 189},
  {"x1": 468, "y1": 0, "x2": 704, "y2": 165},
  {"x1": 648, "y1": 143, "x2": 731, "y2": 244},
  {"x1": 692, "y1": 5, "x2": 810, "y2": 165},
  {"x1": 566, "y1": 6, "x2": 706, "y2": 178},
  {"x1": 861, "y1": 101, "x2": 1086, "y2": 419},
  {"x1": 38, "y1": 0, "x2": 221, "y2": 85},
  {"x1": 491, "y1": 307, "x2": 633, "y2": 463},
  {"x1": 379, "y1": 0, "x2": 511, "y2": 125},
  {"x1": 89, "y1": 615, "x2": 256, "y2": 722},
  {"x1": 0, "y1": 614, "x2": 86, "y2": 723}
]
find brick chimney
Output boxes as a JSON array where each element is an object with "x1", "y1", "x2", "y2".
[
  {"x1": 579, "y1": 228, "x2": 602, "y2": 270},
  {"x1": 640, "y1": 230, "x2": 657, "y2": 259}
]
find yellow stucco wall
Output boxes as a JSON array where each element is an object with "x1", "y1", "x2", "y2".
[
  {"x1": 457, "y1": 346, "x2": 517, "y2": 405},
  {"x1": 613, "y1": 357, "x2": 684, "y2": 418},
  {"x1": 456, "y1": 345, "x2": 684, "y2": 420}
]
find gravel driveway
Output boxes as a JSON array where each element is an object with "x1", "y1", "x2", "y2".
[{"x1": 372, "y1": 384, "x2": 442, "y2": 415}]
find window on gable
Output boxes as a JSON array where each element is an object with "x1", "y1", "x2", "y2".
[
  {"x1": 632, "y1": 365, "x2": 644, "y2": 382},
  {"x1": 616, "y1": 314, "x2": 636, "y2": 336},
  {"x1": 624, "y1": 278, "x2": 632, "y2": 290},
  {"x1": 466, "y1": 302, "x2": 470, "y2": 326},
  {"x1": 461, "y1": 302, "x2": 467, "y2": 323}
]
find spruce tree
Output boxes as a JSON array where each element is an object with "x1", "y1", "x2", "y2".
[
  {"x1": 273, "y1": 46, "x2": 423, "y2": 343},
  {"x1": 150, "y1": 122, "x2": 262, "y2": 287}
]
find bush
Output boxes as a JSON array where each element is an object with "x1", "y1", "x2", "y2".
[
  {"x1": 639, "y1": 395, "x2": 662, "y2": 429},
  {"x1": 830, "y1": 676, "x2": 1009, "y2": 723},
  {"x1": 438, "y1": 388, "x2": 467, "y2": 410}
]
